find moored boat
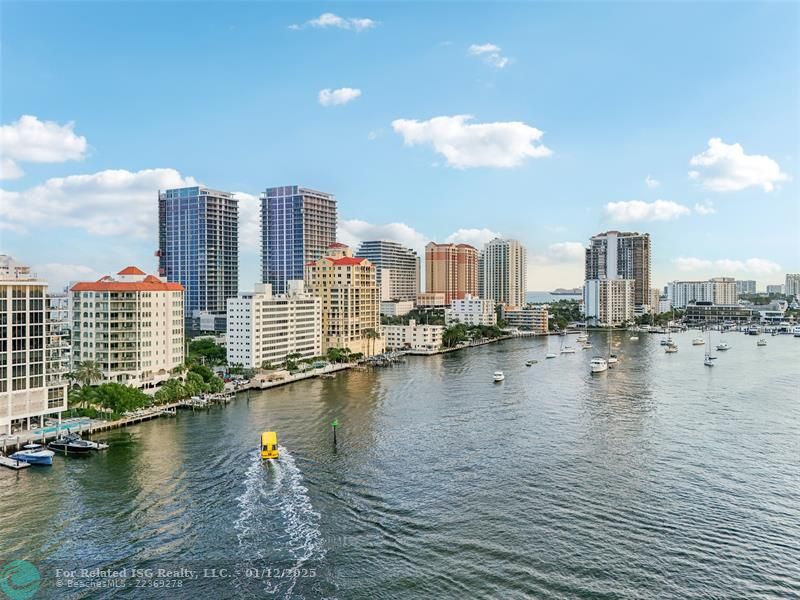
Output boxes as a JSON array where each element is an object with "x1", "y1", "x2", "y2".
[
  {"x1": 692, "y1": 338, "x2": 705, "y2": 345},
  {"x1": 629, "y1": 335, "x2": 639, "y2": 341},
  {"x1": 493, "y1": 371, "x2": 505, "y2": 382},
  {"x1": 545, "y1": 353, "x2": 557, "y2": 359},
  {"x1": 48, "y1": 434, "x2": 94, "y2": 455},
  {"x1": 665, "y1": 344, "x2": 678, "y2": 353},
  {"x1": 716, "y1": 342, "x2": 731, "y2": 351},
  {"x1": 590, "y1": 357, "x2": 608, "y2": 373},
  {"x1": 10, "y1": 444, "x2": 55, "y2": 465},
  {"x1": 757, "y1": 338, "x2": 767, "y2": 347}
]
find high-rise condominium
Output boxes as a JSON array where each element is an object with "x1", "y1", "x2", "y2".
[
  {"x1": 585, "y1": 231, "x2": 652, "y2": 310},
  {"x1": 735, "y1": 280, "x2": 757, "y2": 296},
  {"x1": 481, "y1": 238, "x2": 527, "y2": 307},
  {"x1": 786, "y1": 274, "x2": 800, "y2": 298},
  {"x1": 425, "y1": 242, "x2": 478, "y2": 305},
  {"x1": 261, "y1": 185, "x2": 337, "y2": 295},
  {"x1": 158, "y1": 186, "x2": 238, "y2": 331},
  {"x1": 356, "y1": 241, "x2": 420, "y2": 302},
  {"x1": 1, "y1": 255, "x2": 67, "y2": 435}
]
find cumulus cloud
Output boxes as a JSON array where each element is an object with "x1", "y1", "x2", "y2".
[
  {"x1": 468, "y1": 43, "x2": 510, "y2": 69},
  {"x1": 444, "y1": 228, "x2": 501, "y2": 248},
  {"x1": 530, "y1": 242, "x2": 585, "y2": 265},
  {"x1": 674, "y1": 256, "x2": 782, "y2": 275},
  {"x1": 35, "y1": 263, "x2": 103, "y2": 291},
  {"x1": 290, "y1": 13, "x2": 377, "y2": 31},
  {"x1": 0, "y1": 115, "x2": 88, "y2": 179},
  {"x1": 688, "y1": 138, "x2": 789, "y2": 192},
  {"x1": 693, "y1": 200, "x2": 716, "y2": 215},
  {"x1": 318, "y1": 87, "x2": 362, "y2": 107},
  {"x1": 645, "y1": 175, "x2": 660, "y2": 189},
  {"x1": 338, "y1": 219, "x2": 428, "y2": 256},
  {"x1": 605, "y1": 199, "x2": 692, "y2": 222},
  {"x1": 392, "y1": 115, "x2": 551, "y2": 168},
  {"x1": 234, "y1": 192, "x2": 260, "y2": 251},
  {"x1": 0, "y1": 168, "x2": 198, "y2": 238}
]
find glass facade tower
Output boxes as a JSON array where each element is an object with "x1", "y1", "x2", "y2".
[
  {"x1": 261, "y1": 186, "x2": 337, "y2": 295},
  {"x1": 158, "y1": 186, "x2": 238, "y2": 330}
]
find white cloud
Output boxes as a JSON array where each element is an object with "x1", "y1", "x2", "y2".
[
  {"x1": 531, "y1": 242, "x2": 585, "y2": 265},
  {"x1": 0, "y1": 168, "x2": 198, "y2": 238},
  {"x1": 693, "y1": 200, "x2": 716, "y2": 215},
  {"x1": 392, "y1": 115, "x2": 551, "y2": 169},
  {"x1": 290, "y1": 13, "x2": 377, "y2": 31},
  {"x1": 338, "y1": 219, "x2": 428, "y2": 256},
  {"x1": 34, "y1": 263, "x2": 102, "y2": 291},
  {"x1": 1, "y1": 158, "x2": 24, "y2": 180},
  {"x1": 318, "y1": 87, "x2": 362, "y2": 107},
  {"x1": 674, "y1": 256, "x2": 782, "y2": 275},
  {"x1": 605, "y1": 199, "x2": 692, "y2": 222},
  {"x1": 689, "y1": 138, "x2": 789, "y2": 192},
  {"x1": 234, "y1": 192, "x2": 260, "y2": 251},
  {"x1": 468, "y1": 43, "x2": 510, "y2": 69},
  {"x1": 444, "y1": 228, "x2": 501, "y2": 248},
  {"x1": 645, "y1": 175, "x2": 660, "y2": 189},
  {"x1": 0, "y1": 115, "x2": 88, "y2": 179}
]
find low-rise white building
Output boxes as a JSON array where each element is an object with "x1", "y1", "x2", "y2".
[
  {"x1": 226, "y1": 281, "x2": 322, "y2": 369},
  {"x1": 445, "y1": 294, "x2": 497, "y2": 326},
  {"x1": 380, "y1": 300, "x2": 414, "y2": 317},
  {"x1": 71, "y1": 266, "x2": 185, "y2": 389},
  {"x1": 383, "y1": 319, "x2": 444, "y2": 352},
  {"x1": 503, "y1": 306, "x2": 548, "y2": 333}
]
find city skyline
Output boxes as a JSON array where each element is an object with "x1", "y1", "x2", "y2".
[{"x1": 1, "y1": 2, "x2": 798, "y2": 291}]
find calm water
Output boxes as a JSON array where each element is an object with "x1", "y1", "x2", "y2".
[{"x1": 2, "y1": 331, "x2": 799, "y2": 599}]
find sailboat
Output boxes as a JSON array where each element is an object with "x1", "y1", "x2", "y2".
[
  {"x1": 560, "y1": 336, "x2": 575, "y2": 354},
  {"x1": 607, "y1": 331, "x2": 618, "y2": 366},
  {"x1": 545, "y1": 336, "x2": 556, "y2": 359},
  {"x1": 704, "y1": 325, "x2": 715, "y2": 366}
]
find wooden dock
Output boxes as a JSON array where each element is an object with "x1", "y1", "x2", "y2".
[{"x1": 0, "y1": 455, "x2": 31, "y2": 470}]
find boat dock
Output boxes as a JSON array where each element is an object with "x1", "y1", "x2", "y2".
[{"x1": 0, "y1": 455, "x2": 31, "y2": 470}]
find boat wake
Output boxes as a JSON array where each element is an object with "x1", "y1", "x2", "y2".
[{"x1": 233, "y1": 446, "x2": 326, "y2": 598}]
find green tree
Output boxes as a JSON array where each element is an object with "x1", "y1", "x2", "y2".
[
  {"x1": 442, "y1": 324, "x2": 468, "y2": 348},
  {"x1": 364, "y1": 328, "x2": 379, "y2": 357},
  {"x1": 74, "y1": 360, "x2": 103, "y2": 387},
  {"x1": 188, "y1": 338, "x2": 227, "y2": 366}
]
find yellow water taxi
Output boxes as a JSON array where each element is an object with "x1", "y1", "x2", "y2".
[{"x1": 260, "y1": 432, "x2": 279, "y2": 460}]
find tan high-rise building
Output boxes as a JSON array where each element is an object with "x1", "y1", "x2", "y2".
[
  {"x1": 71, "y1": 266, "x2": 184, "y2": 388},
  {"x1": 425, "y1": 242, "x2": 478, "y2": 305},
  {"x1": 481, "y1": 238, "x2": 527, "y2": 308},
  {"x1": 585, "y1": 231, "x2": 651, "y2": 309},
  {"x1": 584, "y1": 279, "x2": 635, "y2": 326},
  {"x1": 1, "y1": 255, "x2": 68, "y2": 435},
  {"x1": 305, "y1": 244, "x2": 383, "y2": 357}
]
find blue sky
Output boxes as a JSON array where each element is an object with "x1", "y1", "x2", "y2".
[{"x1": 1, "y1": 1, "x2": 798, "y2": 291}]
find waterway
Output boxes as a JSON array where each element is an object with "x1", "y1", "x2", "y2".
[{"x1": 1, "y1": 331, "x2": 799, "y2": 599}]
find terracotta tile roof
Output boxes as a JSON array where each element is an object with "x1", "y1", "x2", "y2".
[
  {"x1": 328, "y1": 242, "x2": 349, "y2": 248},
  {"x1": 117, "y1": 266, "x2": 146, "y2": 275},
  {"x1": 71, "y1": 272, "x2": 183, "y2": 292},
  {"x1": 330, "y1": 257, "x2": 369, "y2": 266}
]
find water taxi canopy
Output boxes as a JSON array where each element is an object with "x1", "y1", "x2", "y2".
[{"x1": 260, "y1": 431, "x2": 279, "y2": 459}]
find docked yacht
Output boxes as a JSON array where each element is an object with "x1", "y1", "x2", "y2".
[
  {"x1": 493, "y1": 371, "x2": 505, "y2": 382},
  {"x1": 590, "y1": 357, "x2": 608, "y2": 373},
  {"x1": 48, "y1": 434, "x2": 94, "y2": 455},
  {"x1": 10, "y1": 443, "x2": 55, "y2": 465}
]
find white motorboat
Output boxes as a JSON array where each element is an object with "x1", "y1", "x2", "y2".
[
  {"x1": 757, "y1": 338, "x2": 767, "y2": 347},
  {"x1": 608, "y1": 354, "x2": 619, "y2": 365},
  {"x1": 581, "y1": 342, "x2": 593, "y2": 350},
  {"x1": 692, "y1": 338, "x2": 705, "y2": 345},
  {"x1": 493, "y1": 371, "x2": 505, "y2": 382},
  {"x1": 560, "y1": 346, "x2": 576, "y2": 354},
  {"x1": 665, "y1": 344, "x2": 678, "y2": 353},
  {"x1": 716, "y1": 342, "x2": 731, "y2": 351},
  {"x1": 545, "y1": 353, "x2": 557, "y2": 359},
  {"x1": 704, "y1": 354, "x2": 715, "y2": 367},
  {"x1": 10, "y1": 443, "x2": 55, "y2": 465},
  {"x1": 576, "y1": 334, "x2": 589, "y2": 343},
  {"x1": 590, "y1": 357, "x2": 608, "y2": 373},
  {"x1": 629, "y1": 335, "x2": 639, "y2": 341}
]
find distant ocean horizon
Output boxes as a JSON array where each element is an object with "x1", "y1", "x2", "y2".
[{"x1": 525, "y1": 291, "x2": 582, "y2": 304}]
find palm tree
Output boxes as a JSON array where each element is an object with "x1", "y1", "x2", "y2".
[
  {"x1": 364, "y1": 328, "x2": 379, "y2": 357},
  {"x1": 74, "y1": 360, "x2": 103, "y2": 388}
]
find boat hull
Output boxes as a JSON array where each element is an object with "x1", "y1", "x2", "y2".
[{"x1": 9, "y1": 451, "x2": 54, "y2": 465}]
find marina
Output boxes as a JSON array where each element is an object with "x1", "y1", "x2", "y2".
[{"x1": 1, "y1": 332, "x2": 798, "y2": 598}]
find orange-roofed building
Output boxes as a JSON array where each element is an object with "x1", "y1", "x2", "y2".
[
  {"x1": 70, "y1": 267, "x2": 185, "y2": 389},
  {"x1": 304, "y1": 244, "x2": 383, "y2": 357}
]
